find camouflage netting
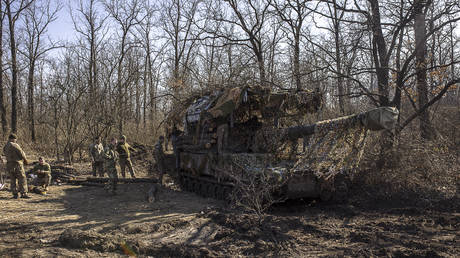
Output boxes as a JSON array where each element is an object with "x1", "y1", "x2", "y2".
[
  {"x1": 292, "y1": 116, "x2": 369, "y2": 179},
  {"x1": 222, "y1": 153, "x2": 286, "y2": 183},
  {"x1": 227, "y1": 107, "x2": 398, "y2": 181},
  {"x1": 222, "y1": 153, "x2": 270, "y2": 174}
]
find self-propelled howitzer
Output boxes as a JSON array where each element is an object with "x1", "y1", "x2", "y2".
[{"x1": 173, "y1": 86, "x2": 398, "y2": 201}]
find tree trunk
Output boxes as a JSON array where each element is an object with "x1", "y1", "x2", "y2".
[
  {"x1": 414, "y1": 0, "x2": 434, "y2": 140},
  {"x1": 334, "y1": 26, "x2": 344, "y2": 114},
  {"x1": 256, "y1": 50, "x2": 266, "y2": 87},
  {"x1": 143, "y1": 53, "x2": 148, "y2": 129},
  {"x1": 135, "y1": 62, "x2": 141, "y2": 132},
  {"x1": 0, "y1": 2, "x2": 8, "y2": 135},
  {"x1": 27, "y1": 62, "x2": 36, "y2": 141},
  {"x1": 54, "y1": 103, "x2": 60, "y2": 161},
  {"x1": 6, "y1": 2, "x2": 18, "y2": 133},
  {"x1": 331, "y1": 0, "x2": 345, "y2": 113},
  {"x1": 293, "y1": 31, "x2": 301, "y2": 91},
  {"x1": 117, "y1": 41, "x2": 125, "y2": 135},
  {"x1": 369, "y1": 0, "x2": 390, "y2": 106}
]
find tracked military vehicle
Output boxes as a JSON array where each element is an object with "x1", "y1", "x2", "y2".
[{"x1": 172, "y1": 86, "x2": 398, "y2": 201}]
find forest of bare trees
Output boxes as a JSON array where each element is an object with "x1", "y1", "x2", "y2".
[{"x1": 0, "y1": 0, "x2": 458, "y2": 163}]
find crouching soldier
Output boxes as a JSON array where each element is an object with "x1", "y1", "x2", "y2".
[
  {"x1": 103, "y1": 137, "x2": 118, "y2": 195},
  {"x1": 29, "y1": 157, "x2": 52, "y2": 194},
  {"x1": 3, "y1": 134, "x2": 30, "y2": 199}
]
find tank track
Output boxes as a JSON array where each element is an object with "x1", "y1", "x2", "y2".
[
  {"x1": 178, "y1": 172, "x2": 233, "y2": 200},
  {"x1": 177, "y1": 170, "x2": 349, "y2": 202}
]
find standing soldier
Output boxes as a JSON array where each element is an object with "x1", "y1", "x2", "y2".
[
  {"x1": 3, "y1": 134, "x2": 30, "y2": 199},
  {"x1": 89, "y1": 136, "x2": 104, "y2": 177},
  {"x1": 0, "y1": 155, "x2": 5, "y2": 190},
  {"x1": 116, "y1": 135, "x2": 136, "y2": 178},
  {"x1": 154, "y1": 136, "x2": 165, "y2": 185},
  {"x1": 103, "y1": 137, "x2": 118, "y2": 195},
  {"x1": 29, "y1": 157, "x2": 52, "y2": 193}
]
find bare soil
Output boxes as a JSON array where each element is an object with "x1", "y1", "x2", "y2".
[{"x1": 0, "y1": 163, "x2": 459, "y2": 257}]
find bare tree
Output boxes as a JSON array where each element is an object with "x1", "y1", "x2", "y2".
[
  {"x1": 0, "y1": 0, "x2": 8, "y2": 134},
  {"x1": 21, "y1": 0, "x2": 61, "y2": 142},
  {"x1": 72, "y1": 0, "x2": 109, "y2": 138},
  {"x1": 160, "y1": 0, "x2": 201, "y2": 92},
  {"x1": 135, "y1": 1, "x2": 165, "y2": 130},
  {"x1": 103, "y1": 0, "x2": 142, "y2": 134},
  {"x1": 414, "y1": 0, "x2": 434, "y2": 139},
  {"x1": 205, "y1": 0, "x2": 272, "y2": 87},
  {"x1": 271, "y1": 0, "x2": 311, "y2": 91},
  {"x1": 4, "y1": 0, "x2": 34, "y2": 133}
]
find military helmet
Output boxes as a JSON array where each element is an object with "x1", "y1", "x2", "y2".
[
  {"x1": 120, "y1": 135, "x2": 126, "y2": 140},
  {"x1": 8, "y1": 133, "x2": 17, "y2": 140}
]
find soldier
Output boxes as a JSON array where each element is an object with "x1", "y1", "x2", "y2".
[
  {"x1": 89, "y1": 136, "x2": 104, "y2": 177},
  {"x1": 116, "y1": 135, "x2": 136, "y2": 178},
  {"x1": 3, "y1": 134, "x2": 30, "y2": 199},
  {"x1": 103, "y1": 137, "x2": 118, "y2": 194},
  {"x1": 0, "y1": 155, "x2": 5, "y2": 190},
  {"x1": 154, "y1": 136, "x2": 165, "y2": 185},
  {"x1": 28, "y1": 157, "x2": 52, "y2": 194}
]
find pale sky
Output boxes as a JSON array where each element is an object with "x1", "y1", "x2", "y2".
[
  {"x1": 43, "y1": 1, "x2": 459, "y2": 54},
  {"x1": 45, "y1": 1, "x2": 81, "y2": 43}
]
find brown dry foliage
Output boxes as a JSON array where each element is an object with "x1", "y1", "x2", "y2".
[{"x1": 355, "y1": 105, "x2": 459, "y2": 206}]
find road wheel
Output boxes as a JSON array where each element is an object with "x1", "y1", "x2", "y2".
[
  {"x1": 186, "y1": 178, "x2": 193, "y2": 192},
  {"x1": 179, "y1": 176, "x2": 185, "y2": 189},
  {"x1": 319, "y1": 178, "x2": 333, "y2": 202},
  {"x1": 203, "y1": 183, "x2": 212, "y2": 198},
  {"x1": 193, "y1": 180, "x2": 201, "y2": 195},
  {"x1": 216, "y1": 185, "x2": 224, "y2": 200},
  {"x1": 333, "y1": 176, "x2": 348, "y2": 203},
  {"x1": 222, "y1": 186, "x2": 231, "y2": 202},
  {"x1": 211, "y1": 184, "x2": 219, "y2": 199}
]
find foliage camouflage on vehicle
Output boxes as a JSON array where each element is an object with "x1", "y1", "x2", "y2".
[{"x1": 173, "y1": 85, "x2": 398, "y2": 201}]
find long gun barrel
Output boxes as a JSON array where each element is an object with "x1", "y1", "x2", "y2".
[{"x1": 283, "y1": 107, "x2": 399, "y2": 140}]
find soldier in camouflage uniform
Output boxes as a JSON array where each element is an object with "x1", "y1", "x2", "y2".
[
  {"x1": 103, "y1": 137, "x2": 119, "y2": 194},
  {"x1": 154, "y1": 136, "x2": 165, "y2": 185},
  {"x1": 29, "y1": 157, "x2": 52, "y2": 193},
  {"x1": 0, "y1": 156, "x2": 5, "y2": 190},
  {"x1": 116, "y1": 135, "x2": 136, "y2": 178},
  {"x1": 89, "y1": 136, "x2": 104, "y2": 177},
  {"x1": 3, "y1": 134, "x2": 30, "y2": 199}
]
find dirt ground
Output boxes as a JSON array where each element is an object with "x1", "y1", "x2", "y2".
[{"x1": 0, "y1": 162, "x2": 459, "y2": 258}]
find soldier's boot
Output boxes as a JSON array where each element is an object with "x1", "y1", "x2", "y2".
[{"x1": 20, "y1": 193, "x2": 31, "y2": 199}]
